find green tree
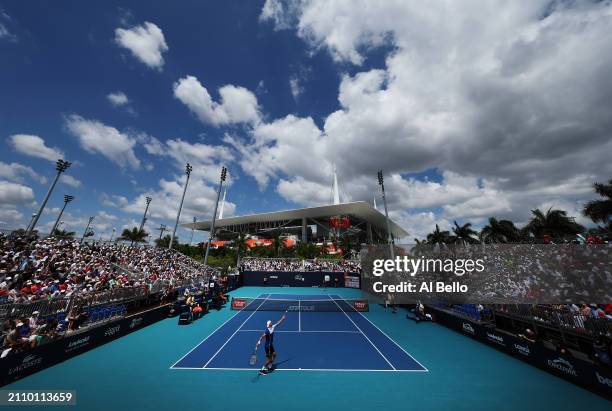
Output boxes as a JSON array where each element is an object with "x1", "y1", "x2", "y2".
[
  {"x1": 524, "y1": 208, "x2": 584, "y2": 239},
  {"x1": 119, "y1": 227, "x2": 148, "y2": 244},
  {"x1": 426, "y1": 224, "x2": 452, "y2": 244},
  {"x1": 583, "y1": 179, "x2": 612, "y2": 231},
  {"x1": 480, "y1": 217, "x2": 520, "y2": 243},
  {"x1": 451, "y1": 221, "x2": 478, "y2": 244}
]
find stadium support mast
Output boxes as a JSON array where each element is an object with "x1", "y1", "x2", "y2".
[
  {"x1": 332, "y1": 164, "x2": 340, "y2": 205},
  {"x1": 189, "y1": 216, "x2": 197, "y2": 246},
  {"x1": 373, "y1": 195, "x2": 378, "y2": 210},
  {"x1": 169, "y1": 163, "x2": 192, "y2": 250},
  {"x1": 204, "y1": 166, "x2": 227, "y2": 265},
  {"x1": 218, "y1": 188, "x2": 226, "y2": 219},
  {"x1": 377, "y1": 170, "x2": 395, "y2": 260}
]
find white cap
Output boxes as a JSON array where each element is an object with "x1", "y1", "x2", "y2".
[{"x1": 266, "y1": 320, "x2": 272, "y2": 328}]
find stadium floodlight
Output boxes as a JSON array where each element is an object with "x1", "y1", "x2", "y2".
[
  {"x1": 80, "y1": 216, "x2": 95, "y2": 244},
  {"x1": 138, "y1": 196, "x2": 152, "y2": 233},
  {"x1": 110, "y1": 227, "x2": 116, "y2": 242},
  {"x1": 27, "y1": 159, "x2": 72, "y2": 235},
  {"x1": 204, "y1": 166, "x2": 227, "y2": 265},
  {"x1": 169, "y1": 163, "x2": 192, "y2": 250},
  {"x1": 49, "y1": 194, "x2": 75, "y2": 237},
  {"x1": 377, "y1": 170, "x2": 395, "y2": 260}
]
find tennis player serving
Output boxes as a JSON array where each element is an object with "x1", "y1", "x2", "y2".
[{"x1": 255, "y1": 314, "x2": 286, "y2": 374}]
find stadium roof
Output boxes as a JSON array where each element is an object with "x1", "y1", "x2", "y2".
[{"x1": 181, "y1": 201, "x2": 408, "y2": 238}]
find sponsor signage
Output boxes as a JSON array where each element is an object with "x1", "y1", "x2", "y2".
[
  {"x1": 1, "y1": 305, "x2": 169, "y2": 387},
  {"x1": 130, "y1": 317, "x2": 143, "y2": 329},
  {"x1": 231, "y1": 298, "x2": 247, "y2": 310},
  {"x1": 7, "y1": 355, "x2": 43, "y2": 376},
  {"x1": 65, "y1": 336, "x2": 91, "y2": 353},
  {"x1": 486, "y1": 332, "x2": 505, "y2": 346},
  {"x1": 547, "y1": 357, "x2": 578, "y2": 377},
  {"x1": 243, "y1": 271, "x2": 358, "y2": 287},
  {"x1": 462, "y1": 322, "x2": 475, "y2": 335},
  {"x1": 428, "y1": 307, "x2": 612, "y2": 400},
  {"x1": 352, "y1": 300, "x2": 369, "y2": 312},
  {"x1": 104, "y1": 325, "x2": 121, "y2": 337},
  {"x1": 345, "y1": 276, "x2": 360, "y2": 289},
  {"x1": 512, "y1": 343, "x2": 531, "y2": 357}
]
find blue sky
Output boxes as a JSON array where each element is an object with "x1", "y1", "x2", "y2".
[{"x1": 1, "y1": 1, "x2": 611, "y2": 242}]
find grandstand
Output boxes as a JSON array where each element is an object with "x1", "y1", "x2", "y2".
[{"x1": 182, "y1": 201, "x2": 408, "y2": 244}]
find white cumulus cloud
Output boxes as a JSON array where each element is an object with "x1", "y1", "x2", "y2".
[
  {"x1": 107, "y1": 91, "x2": 129, "y2": 106},
  {"x1": 115, "y1": 22, "x2": 168, "y2": 70},
  {"x1": 9, "y1": 134, "x2": 65, "y2": 162},
  {"x1": 173, "y1": 75, "x2": 260, "y2": 126},
  {"x1": 65, "y1": 115, "x2": 141, "y2": 169}
]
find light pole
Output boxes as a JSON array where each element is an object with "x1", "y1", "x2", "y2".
[
  {"x1": 110, "y1": 228, "x2": 116, "y2": 242},
  {"x1": 25, "y1": 213, "x2": 37, "y2": 232},
  {"x1": 378, "y1": 170, "x2": 395, "y2": 260},
  {"x1": 204, "y1": 166, "x2": 227, "y2": 265},
  {"x1": 50, "y1": 194, "x2": 74, "y2": 237},
  {"x1": 189, "y1": 216, "x2": 197, "y2": 246},
  {"x1": 156, "y1": 224, "x2": 167, "y2": 245},
  {"x1": 139, "y1": 196, "x2": 152, "y2": 233},
  {"x1": 80, "y1": 216, "x2": 95, "y2": 245},
  {"x1": 169, "y1": 163, "x2": 192, "y2": 250},
  {"x1": 28, "y1": 159, "x2": 71, "y2": 235}
]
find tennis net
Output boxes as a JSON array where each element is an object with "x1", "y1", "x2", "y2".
[{"x1": 231, "y1": 297, "x2": 369, "y2": 312}]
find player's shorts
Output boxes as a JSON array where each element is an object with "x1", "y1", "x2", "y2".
[{"x1": 265, "y1": 344, "x2": 275, "y2": 357}]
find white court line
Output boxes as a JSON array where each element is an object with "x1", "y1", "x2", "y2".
[
  {"x1": 298, "y1": 300, "x2": 301, "y2": 332},
  {"x1": 172, "y1": 367, "x2": 426, "y2": 372},
  {"x1": 169, "y1": 295, "x2": 267, "y2": 369},
  {"x1": 202, "y1": 295, "x2": 271, "y2": 368},
  {"x1": 329, "y1": 296, "x2": 396, "y2": 371},
  {"x1": 237, "y1": 329, "x2": 360, "y2": 333},
  {"x1": 170, "y1": 293, "x2": 272, "y2": 369},
  {"x1": 330, "y1": 293, "x2": 429, "y2": 372}
]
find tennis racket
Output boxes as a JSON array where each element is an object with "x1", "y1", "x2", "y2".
[{"x1": 249, "y1": 349, "x2": 257, "y2": 366}]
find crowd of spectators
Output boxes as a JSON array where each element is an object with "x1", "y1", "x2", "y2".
[
  {"x1": 0, "y1": 233, "x2": 220, "y2": 358},
  {"x1": 0, "y1": 234, "x2": 218, "y2": 303},
  {"x1": 367, "y1": 243, "x2": 612, "y2": 303},
  {"x1": 239, "y1": 258, "x2": 361, "y2": 273}
]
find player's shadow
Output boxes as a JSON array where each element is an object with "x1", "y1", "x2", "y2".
[{"x1": 250, "y1": 358, "x2": 292, "y2": 383}]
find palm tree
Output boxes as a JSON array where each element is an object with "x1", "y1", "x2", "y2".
[
  {"x1": 583, "y1": 179, "x2": 612, "y2": 231},
  {"x1": 525, "y1": 208, "x2": 584, "y2": 239},
  {"x1": 480, "y1": 217, "x2": 520, "y2": 243},
  {"x1": 452, "y1": 221, "x2": 478, "y2": 244},
  {"x1": 426, "y1": 224, "x2": 452, "y2": 244},
  {"x1": 119, "y1": 227, "x2": 148, "y2": 244}
]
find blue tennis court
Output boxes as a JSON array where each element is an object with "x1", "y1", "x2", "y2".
[{"x1": 171, "y1": 293, "x2": 427, "y2": 372}]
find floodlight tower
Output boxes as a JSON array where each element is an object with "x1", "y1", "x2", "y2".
[
  {"x1": 28, "y1": 159, "x2": 71, "y2": 235},
  {"x1": 169, "y1": 163, "x2": 192, "y2": 250},
  {"x1": 80, "y1": 216, "x2": 95, "y2": 245},
  {"x1": 50, "y1": 194, "x2": 74, "y2": 237},
  {"x1": 139, "y1": 196, "x2": 152, "y2": 233},
  {"x1": 378, "y1": 170, "x2": 395, "y2": 260}
]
